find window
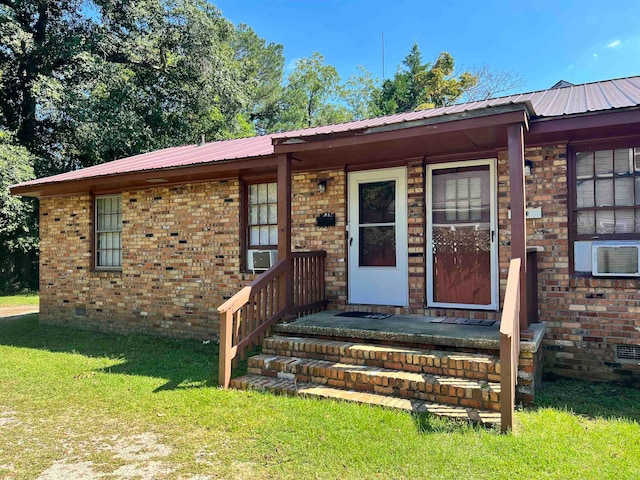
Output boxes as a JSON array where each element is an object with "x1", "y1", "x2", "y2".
[
  {"x1": 95, "y1": 195, "x2": 122, "y2": 269},
  {"x1": 247, "y1": 182, "x2": 278, "y2": 249},
  {"x1": 574, "y1": 147, "x2": 640, "y2": 238},
  {"x1": 572, "y1": 146, "x2": 640, "y2": 274}
]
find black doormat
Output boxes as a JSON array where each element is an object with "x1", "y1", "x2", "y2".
[
  {"x1": 430, "y1": 317, "x2": 495, "y2": 326},
  {"x1": 335, "y1": 311, "x2": 394, "y2": 320}
]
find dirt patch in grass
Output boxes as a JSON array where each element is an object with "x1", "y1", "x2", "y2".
[
  {"x1": 37, "y1": 432, "x2": 184, "y2": 480},
  {"x1": 0, "y1": 407, "x2": 19, "y2": 427}
]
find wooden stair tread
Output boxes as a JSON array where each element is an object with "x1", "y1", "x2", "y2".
[{"x1": 232, "y1": 374, "x2": 500, "y2": 426}]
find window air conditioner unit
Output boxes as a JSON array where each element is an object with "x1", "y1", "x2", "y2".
[
  {"x1": 592, "y1": 241, "x2": 640, "y2": 277},
  {"x1": 247, "y1": 250, "x2": 277, "y2": 273}
]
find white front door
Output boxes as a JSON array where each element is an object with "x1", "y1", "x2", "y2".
[
  {"x1": 348, "y1": 167, "x2": 408, "y2": 306},
  {"x1": 426, "y1": 159, "x2": 498, "y2": 310}
]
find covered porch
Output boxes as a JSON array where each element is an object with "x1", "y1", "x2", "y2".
[{"x1": 218, "y1": 104, "x2": 538, "y2": 431}]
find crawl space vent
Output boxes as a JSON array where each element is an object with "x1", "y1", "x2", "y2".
[{"x1": 616, "y1": 345, "x2": 640, "y2": 361}]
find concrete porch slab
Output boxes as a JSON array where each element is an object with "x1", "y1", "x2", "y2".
[{"x1": 276, "y1": 310, "x2": 546, "y2": 353}]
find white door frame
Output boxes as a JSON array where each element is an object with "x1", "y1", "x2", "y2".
[
  {"x1": 426, "y1": 159, "x2": 498, "y2": 310},
  {"x1": 348, "y1": 167, "x2": 408, "y2": 307}
]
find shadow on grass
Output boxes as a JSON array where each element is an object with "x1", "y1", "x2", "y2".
[
  {"x1": 531, "y1": 375, "x2": 640, "y2": 422},
  {"x1": 0, "y1": 314, "x2": 247, "y2": 392},
  {"x1": 411, "y1": 411, "x2": 489, "y2": 435}
]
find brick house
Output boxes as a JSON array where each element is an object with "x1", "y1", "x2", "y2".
[{"x1": 11, "y1": 76, "x2": 640, "y2": 426}]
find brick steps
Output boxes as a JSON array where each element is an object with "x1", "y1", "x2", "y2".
[
  {"x1": 232, "y1": 374, "x2": 501, "y2": 426},
  {"x1": 231, "y1": 333, "x2": 505, "y2": 425},
  {"x1": 248, "y1": 354, "x2": 500, "y2": 411},
  {"x1": 263, "y1": 335, "x2": 500, "y2": 382}
]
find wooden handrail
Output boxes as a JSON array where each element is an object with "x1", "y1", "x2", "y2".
[
  {"x1": 500, "y1": 257, "x2": 521, "y2": 433},
  {"x1": 217, "y1": 250, "x2": 327, "y2": 388},
  {"x1": 526, "y1": 249, "x2": 539, "y2": 324}
]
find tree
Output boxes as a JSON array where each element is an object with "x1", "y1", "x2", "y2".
[
  {"x1": 343, "y1": 66, "x2": 378, "y2": 121},
  {"x1": 0, "y1": 131, "x2": 37, "y2": 291},
  {"x1": 460, "y1": 65, "x2": 525, "y2": 102},
  {"x1": 59, "y1": 0, "x2": 264, "y2": 169},
  {"x1": 232, "y1": 23, "x2": 285, "y2": 134},
  {"x1": 372, "y1": 42, "x2": 477, "y2": 115},
  {"x1": 268, "y1": 52, "x2": 351, "y2": 131},
  {"x1": 0, "y1": 0, "x2": 93, "y2": 173},
  {"x1": 0, "y1": 1, "x2": 287, "y2": 174}
]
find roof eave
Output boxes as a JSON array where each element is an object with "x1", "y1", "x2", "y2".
[
  {"x1": 10, "y1": 153, "x2": 279, "y2": 198},
  {"x1": 274, "y1": 103, "x2": 533, "y2": 148}
]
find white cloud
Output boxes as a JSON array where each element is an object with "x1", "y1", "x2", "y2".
[
  {"x1": 593, "y1": 53, "x2": 598, "y2": 58},
  {"x1": 606, "y1": 40, "x2": 622, "y2": 48},
  {"x1": 285, "y1": 57, "x2": 301, "y2": 73}
]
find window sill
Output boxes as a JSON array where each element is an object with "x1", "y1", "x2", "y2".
[
  {"x1": 92, "y1": 268, "x2": 123, "y2": 275},
  {"x1": 570, "y1": 275, "x2": 640, "y2": 289}
]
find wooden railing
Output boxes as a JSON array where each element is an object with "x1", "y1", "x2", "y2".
[
  {"x1": 500, "y1": 257, "x2": 521, "y2": 433},
  {"x1": 291, "y1": 250, "x2": 327, "y2": 316},
  {"x1": 526, "y1": 249, "x2": 539, "y2": 324},
  {"x1": 217, "y1": 250, "x2": 327, "y2": 388}
]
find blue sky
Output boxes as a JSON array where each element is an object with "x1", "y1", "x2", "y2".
[{"x1": 214, "y1": 0, "x2": 640, "y2": 94}]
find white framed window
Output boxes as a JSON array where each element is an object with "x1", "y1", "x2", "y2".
[
  {"x1": 95, "y1": 195, "x2": 122, "y2": 269},
  {"x1": 247, "y1": 182, "x2": 278, "y2": 248}
]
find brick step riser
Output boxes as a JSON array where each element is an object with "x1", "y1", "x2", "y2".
[
  {"x1": 261, "y1": 343, "x2": 500, "y2": 383},
  {"x1": 247, "y1": 359, "x2": 501, "y2": 412},
  {"x1": 230, "y1": 374, "x2": 501, "y2": 426}
]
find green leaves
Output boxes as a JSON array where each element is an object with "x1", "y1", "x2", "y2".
[
  {"x1": 373, "y1": 42, "x2": 478, "y2": 115},
  {"x1": 0, "y1": 131, "x2": 35, "y2": 246},
  {"x1": 0, "y1": 131, "x2": 38, "y2": 291},
  {"x1": 0, "y1": 0, "x2": 288, "y2": 174}
]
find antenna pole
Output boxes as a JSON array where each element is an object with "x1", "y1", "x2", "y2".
[{"x1": 382, "y1": 32, "x2": 385, "y2": 80}]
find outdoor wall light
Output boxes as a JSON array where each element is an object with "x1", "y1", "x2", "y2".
[
  {"x1": 524, "y1": 159, "x2": 534, "y2": 176},
  {"x1": 318, "y1": 179, "x2": 327, "y2": 193}
]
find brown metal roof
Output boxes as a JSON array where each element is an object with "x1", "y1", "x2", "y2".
[{"x1": 12, "y1": 75, "x2": 640, "y2": 191}]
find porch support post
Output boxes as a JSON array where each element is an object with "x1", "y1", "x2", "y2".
[
  {"x1": 507, "y1": 123, "x2": 528, "y2": 331},
  {"x1": 277, "y1": 153, "x2": 293, "y2": 311}
]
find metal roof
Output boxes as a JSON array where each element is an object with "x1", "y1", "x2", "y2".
[
  {"x1": 272, "y1": 76, "x2": 640, "y2": 139},
  {"x1": 17, "y1": 135, "x2": 275, "y2": 187},
  {"x1": 13, "y1": 75, "x2": 640, "y2": 190}
]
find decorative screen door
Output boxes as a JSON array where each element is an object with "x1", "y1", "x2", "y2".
[
  {"x1": 348, "y1": 167, "x2": 408, "y2": 306},
  {"x1": 426, "y1": 160, "x2": 497, "y2": 309}
]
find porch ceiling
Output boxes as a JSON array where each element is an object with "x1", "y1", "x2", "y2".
[{"x1": 289, "y1": 124, "x2": 509, "y2": 168}]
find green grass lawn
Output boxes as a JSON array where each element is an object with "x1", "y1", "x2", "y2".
[
  {"x1": 0, "y1": 315, "x2": 638, "y2": 479},
  {"x1": 0, "y1": 293, "x2": 39, "y2": 307}
]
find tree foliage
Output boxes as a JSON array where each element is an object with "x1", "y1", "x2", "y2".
[
  {"x1": 0, "y1": 0, "x2": 285, "y2": 174},
  {"x1": 343, "y1": 66, "x2": 378, "y2": 121},
  {"x1": 267, "y1": 52, "x2": 351, "y2": 132},
  {"x1": 0, "y1": 0, "x2": 92, "y2": 173},
  {"x1": 0, "y1": 131, "x2": 37, "y2": 291},
  {"x1": 232, "y1": 23, "x2": 285, "y2": 134},
  {"x1": 373, "y1": 42, "x2": 477, "y2": 115}
]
